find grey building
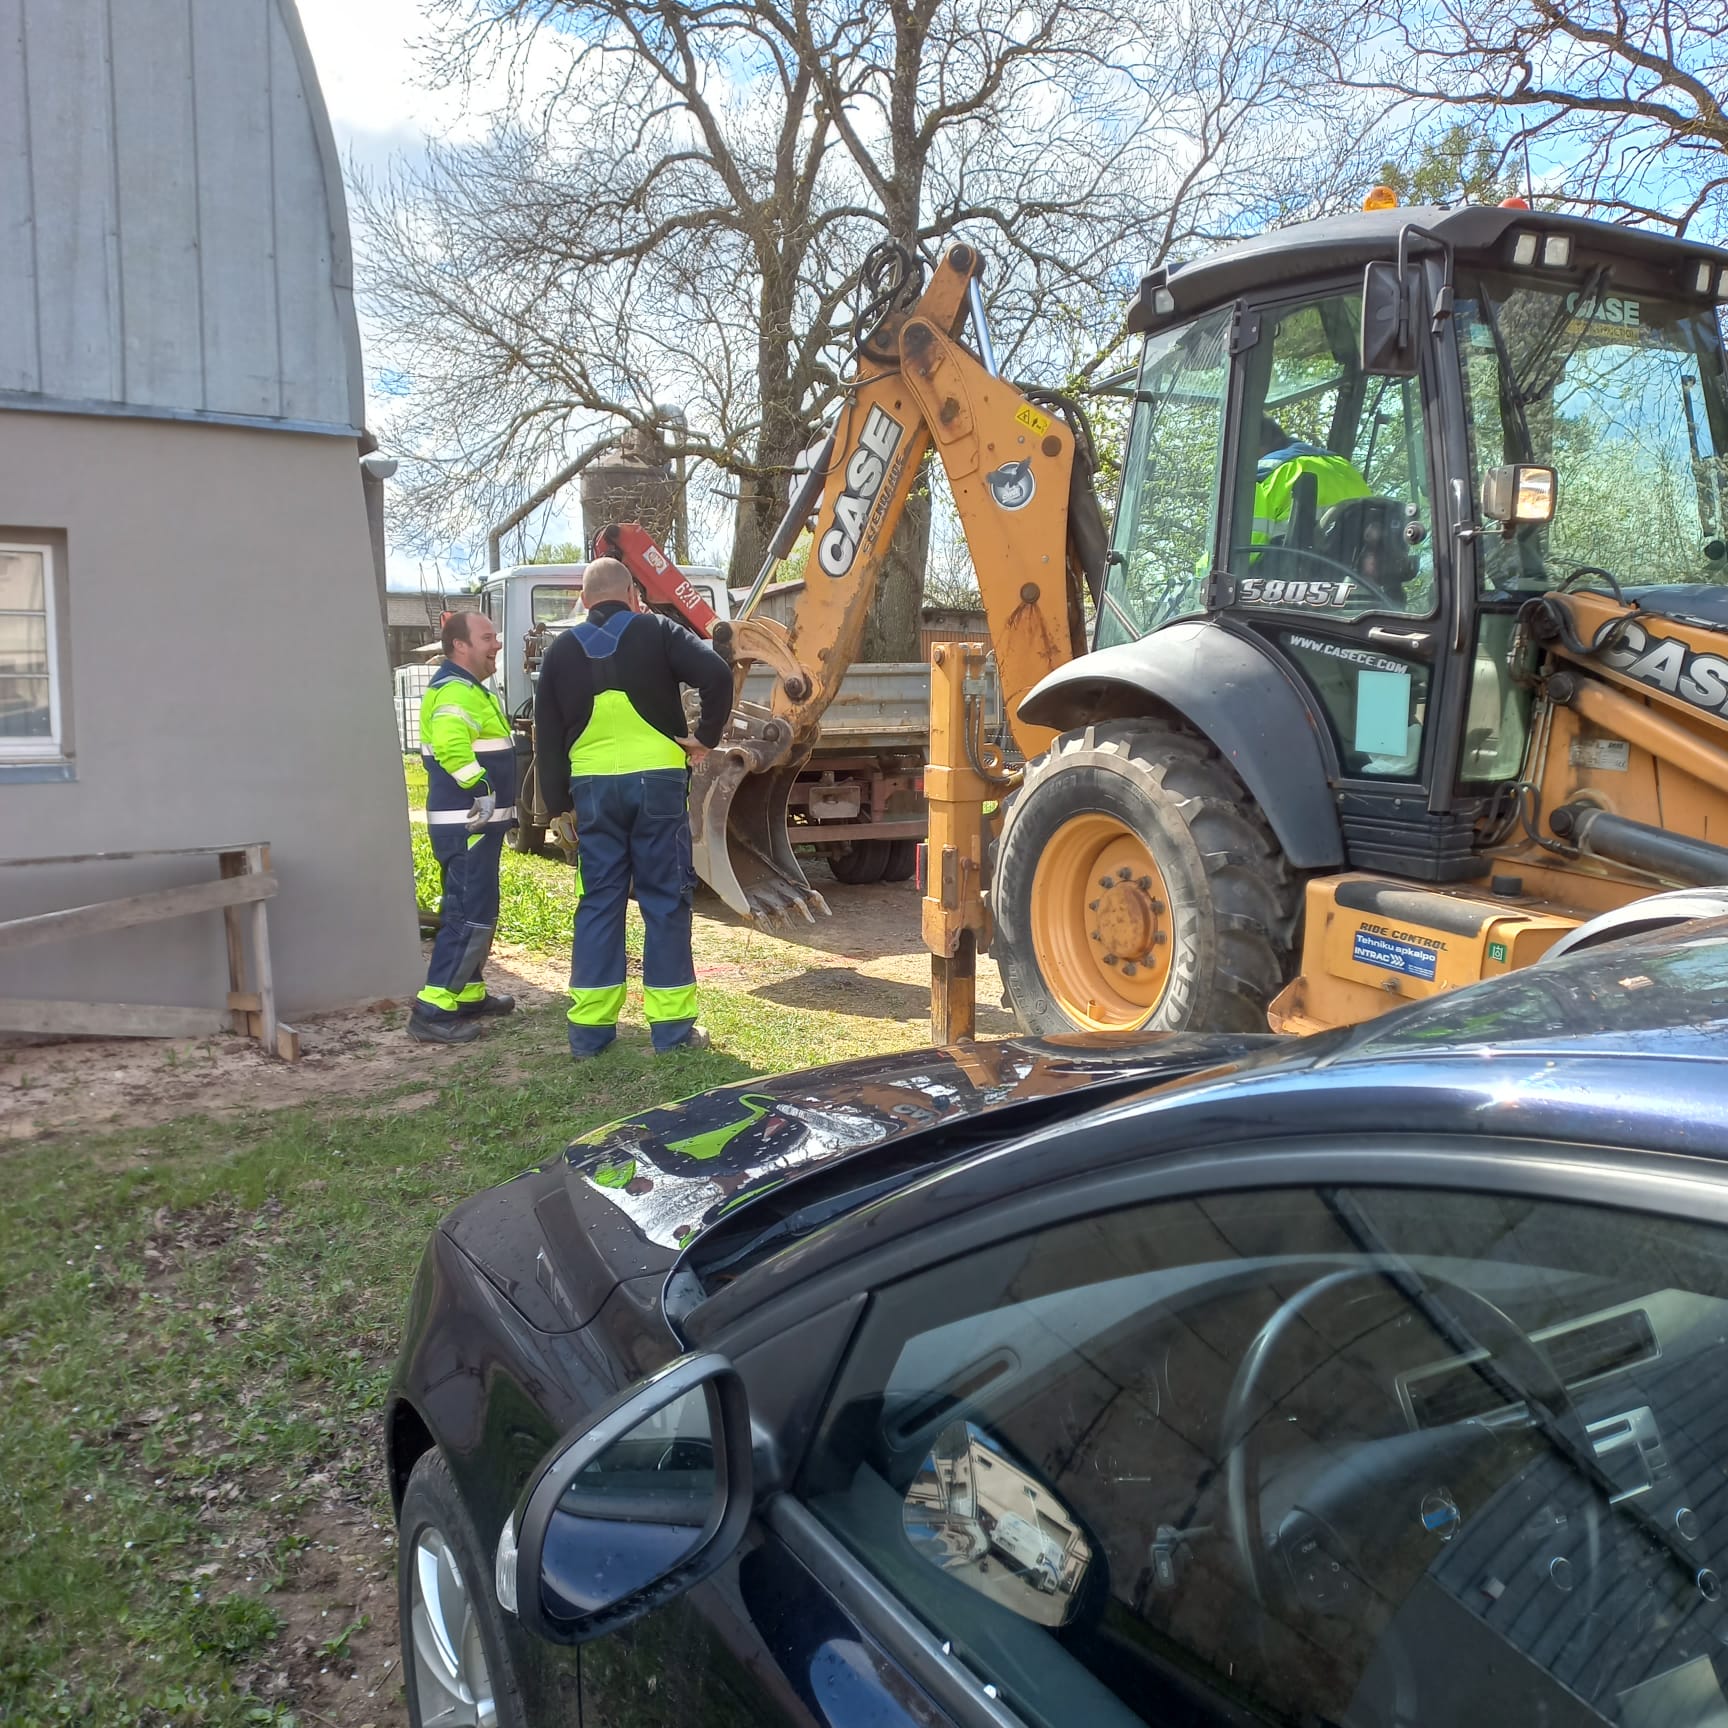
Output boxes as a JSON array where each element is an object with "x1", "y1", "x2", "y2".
[{"x1": 0, "y1": 0, "x2": 422, "y2": 1018}]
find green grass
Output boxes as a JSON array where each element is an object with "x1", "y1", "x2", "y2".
[
  {"x1": 0, "y1": 982, "x2": 903, "y2": 1723},
  {"x1": 0, "y1": 761, "x2": 922, "y2": 1721}
]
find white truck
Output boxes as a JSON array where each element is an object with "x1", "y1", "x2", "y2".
[{"x1": 471, "y1": 562, "x2": 937, "y2": 880}]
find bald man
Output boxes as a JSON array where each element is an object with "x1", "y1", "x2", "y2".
[{"x1": 534, "y1": 558, "x2": 733, "y2": 1059}]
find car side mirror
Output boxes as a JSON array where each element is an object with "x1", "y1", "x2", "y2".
[
  {"x1": 1360, "y1": 261, "x2": 1419, "y2": 377},
  {"x1": 511, "y1": 1351, "x2": 753, "y2": 1645},
  {"x1": 902, "y1": 1418, "x2": 1093, "y2": 1627}
]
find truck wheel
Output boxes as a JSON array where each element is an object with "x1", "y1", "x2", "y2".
[
  {"x1": 882, "y1": 839, "x2": 918, "y2": 882},
  {"x1": 507, "y1": 822, "x2": 545, "y2": 855},
  {"x1": 992, "y1": 722, "x2": 1298, "y2": 1034},
  {"x1": 828, "y1": 839, "x2": 891, "y2": 885}
]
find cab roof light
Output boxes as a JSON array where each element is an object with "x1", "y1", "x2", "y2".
[
  {"x1": 1719, "y1": 266, "x2": 1728, "y2": 302},
  {"x1": 1694, "y1": 261, "x2": 1715, "y2": 296},
  {"x1": 1153, "y1": 286, "x2": 1176, "y2": 315},
  {"x1": 1512, "y1": 232, "x2": 1539, "y2": 268},
  {"x1": 1541, "y1": 234, "x2": 1573, "y2": 268},
  {"x1": 1363, "y1": 185, "x2": 1398, "y2": 211}
]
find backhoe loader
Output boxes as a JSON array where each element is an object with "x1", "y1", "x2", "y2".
[{"x1": 703, "y1": 206, "x2": 1728, "y2": 1036}]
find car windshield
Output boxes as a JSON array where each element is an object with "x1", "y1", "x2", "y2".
[{"x1": 1456, "y1": 272, "x2": 1728, "y2": 599}]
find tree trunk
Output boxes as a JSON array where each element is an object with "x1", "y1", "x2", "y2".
[
  {"x1": 860, "y1": 464, "x2": 930, "y2": 662},
  {"x1": 730, "y1": 247, "x2": 804, "y2": 592}
]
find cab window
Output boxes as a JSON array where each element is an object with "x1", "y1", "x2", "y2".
[
  {"x1": 1096, "y1": 306, "x2": 1233, "y2": 648},
  {"x1": 1228, "y1": 293, "x2": 1436, "y2": 622}
]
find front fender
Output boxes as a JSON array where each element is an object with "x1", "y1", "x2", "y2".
[{"x1": 1018, "y1": 622, "x2": 1343, "y2": 869}]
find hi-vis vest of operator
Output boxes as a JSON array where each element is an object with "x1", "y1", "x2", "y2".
[{"x1": 1601, "y1": 619, "x2": 1728, "y2": 716}]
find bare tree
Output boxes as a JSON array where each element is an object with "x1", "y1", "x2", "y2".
[
  {"x1": 1331, "y1": 0, "x2": 1728, "y2": 235},
  {"x1": 359, "y1": 0, "x2": 1380, "y2": 651}
]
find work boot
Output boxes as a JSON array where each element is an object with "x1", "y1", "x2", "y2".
[
  {"x1": 458, "y1": 992, "x2": 517, "y2": 1018},
  {"x1": 407, "y1": 1009, "x2": 481, "y2": 1045},
  {"x1": 656, "y1": 1026, "x2": 712, "y2": 1055}
]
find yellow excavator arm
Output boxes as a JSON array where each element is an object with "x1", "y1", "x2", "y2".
[{"x1": 692, "y1": 242, "x2": 1099, "y2": 926}]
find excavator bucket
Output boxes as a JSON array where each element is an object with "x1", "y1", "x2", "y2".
[{"x1": 689, "y1": 707, "x2": 830, "y2": 925}]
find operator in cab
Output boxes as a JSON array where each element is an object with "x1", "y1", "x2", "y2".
[
  {"x1": 535, "y1": 558, "x2": 733, "y2": 1061},
  {"x1": 1251, "y1": 415, "x2": 1370, "y2": 548}
]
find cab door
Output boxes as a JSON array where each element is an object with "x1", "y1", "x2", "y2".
[{"x1": 1219, "y1": 287, "x2": 1444, "y2": 776}]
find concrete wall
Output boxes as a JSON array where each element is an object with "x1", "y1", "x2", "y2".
[{"x1": 0, "y1": 411, "x2": 423, "y2": 1016}]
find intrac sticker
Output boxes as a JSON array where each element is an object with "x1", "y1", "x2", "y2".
[{"x1": 1352, "y1": 927, "x2": 1440, "y2": 980}]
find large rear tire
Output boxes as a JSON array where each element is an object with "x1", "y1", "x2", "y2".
[{"x1": 992, "y1": 722, "x2": 1298, "y2": 1034}]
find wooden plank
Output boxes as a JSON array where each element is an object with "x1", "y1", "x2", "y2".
[
  {"x1": 225, "y1": 991, "x2": 262, "y2": 1014},
  {"x1": 0, "y1": 844, "x2": 267, "y2": 867},
  {"x1": 249, "y1": 845, "x2": 279, "y2": 1055},
  {"x1": 0, "y1": 998, "x2": 227, "y2": 1038},
  {"x1": 220, "y1": 851, "x2": 250, "y2": 1032},
  {"x1": 0, "y1": 872, "x2": 277, "y2": 952},
  {"x1": 275, "y1": 1023, "x2": 302, "y2": 1063}
]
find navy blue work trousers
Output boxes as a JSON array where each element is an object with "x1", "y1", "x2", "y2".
[{"x1": 566, "y1": 770, "x2": 698, "y2": 1054}]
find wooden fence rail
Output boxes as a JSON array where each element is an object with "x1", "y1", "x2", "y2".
[{"x1": 0, "y1": 843, "x2": 299, "y2": 1060}]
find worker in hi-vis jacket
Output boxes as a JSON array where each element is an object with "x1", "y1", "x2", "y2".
[
  {"x1": 409, "y1": 610, "x2": 519, "y2": 1045},
  {"x1": 535, "y1": 558, "x2": 732, "y2": 1061}
]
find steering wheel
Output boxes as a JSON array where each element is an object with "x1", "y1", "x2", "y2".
[
  {"x1": 1218, "y1": 1266, "x2": 1592, "y2": 1611},
  {"x1": 1314, "y1": 496, "x2": 1416, "y2": 612}
]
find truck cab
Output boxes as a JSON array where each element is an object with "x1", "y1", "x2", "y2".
[{"x1": 475, "y1": 561, "x2": 731, "y2": 715}]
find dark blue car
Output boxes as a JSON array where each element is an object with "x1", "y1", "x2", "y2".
[{"x1": 386, "y1": 920, "x2": 1728, "y2": 1728}]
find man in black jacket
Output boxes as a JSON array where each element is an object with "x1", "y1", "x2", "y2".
[{"x1": 535, "y1": 558, "x2": 733, "y2": 1059}]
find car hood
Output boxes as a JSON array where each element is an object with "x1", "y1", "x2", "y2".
[{"x1": 441, "y1": 1030, "x2": 1272, "y2": 1333}]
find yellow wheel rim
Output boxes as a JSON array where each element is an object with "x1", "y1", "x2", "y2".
[{"x1": 1030, "y1": 813, "x2": 1174, "y2": 1030}]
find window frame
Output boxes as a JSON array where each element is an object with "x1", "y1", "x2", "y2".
[{"x1": 0, "y1": 536, "x2": 69, "y2": 772}]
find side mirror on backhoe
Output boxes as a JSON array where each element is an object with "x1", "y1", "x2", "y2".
[{"x1": 1360, "y1": 262, "x2": 1419, "y2": 377}]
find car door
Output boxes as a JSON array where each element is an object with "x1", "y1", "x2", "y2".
[{"x1": 760, "y1": 1141, "x2": 1728, "y2": 1728}]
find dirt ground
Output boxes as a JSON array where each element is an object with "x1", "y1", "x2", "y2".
[{"x1": 0, "y1": 874, "x2": 1010, "y2": 1144}]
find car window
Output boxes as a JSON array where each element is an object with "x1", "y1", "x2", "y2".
[{"x1": 799, "y1": 1182, "x2": 1728, "y2": 1728}]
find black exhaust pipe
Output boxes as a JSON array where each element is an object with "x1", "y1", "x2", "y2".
[{"x1": 1549, "y1": 804, "x2": 1728, "y2": 886}]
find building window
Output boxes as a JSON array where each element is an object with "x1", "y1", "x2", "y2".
[{"x1": 0, "y1": 541, "x2": 63, "y2": 759}]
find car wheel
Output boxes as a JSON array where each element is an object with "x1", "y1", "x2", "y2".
[{"x1": 398, "y1": 1449, "x2": 527, "y2": 1728}]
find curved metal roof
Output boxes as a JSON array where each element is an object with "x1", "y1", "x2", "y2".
[{"x1": 0, "y1": 0, "x2": 363, "y2": 434}]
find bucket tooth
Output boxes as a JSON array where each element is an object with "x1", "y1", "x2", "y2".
[{"x1": 688, "y1": 709, "x2": 827, "y2": 926}]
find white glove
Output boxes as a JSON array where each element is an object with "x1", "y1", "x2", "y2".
[{"x1": 464, "y1": 791, "x2": 496, "y2": 832}]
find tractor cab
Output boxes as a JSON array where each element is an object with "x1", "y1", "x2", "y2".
[
  {"x1": 1000, "y1": 202, "x2": 1728, "y2": 1037},
  {"x1": 1103, "y1": 204, "x2": 1728, "y2": 853}
]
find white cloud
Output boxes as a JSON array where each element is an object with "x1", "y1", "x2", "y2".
[{"x1": 294, "y1": 0, "x2": 449, "y2": 146}]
